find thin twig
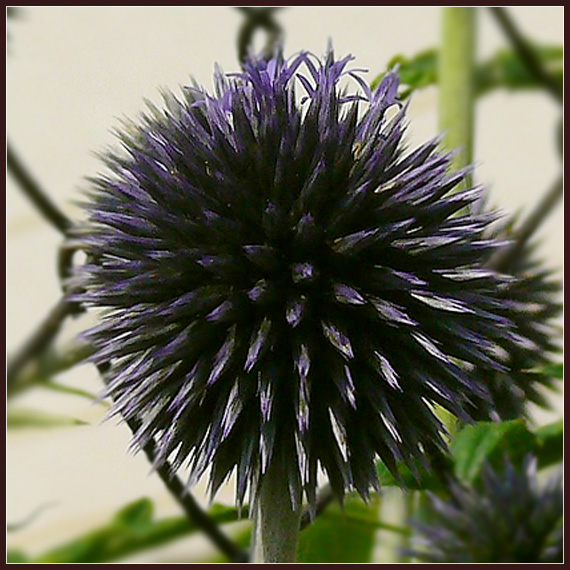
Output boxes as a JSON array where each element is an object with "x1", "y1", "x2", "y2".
[
  {"x1": 6, "y1": 297, "x2": 78, "y2": 387},
  {"x1": 93, "y1": 361, "x2": 249, "y2": 562},
  {"x1": 488, "y1": 7, "x2": 563, "y2": 103},
  {"x1": 7, "y1": 337, "x2": 95, "y2": 398},
  {"x1": 7, "y1": 309, "x2": 247, "y2": 559},
  {"x1": 235, "y1": 7, "x2": 284, "y2": 63},
  {"x1": 7, "y1": 142, "x2": 72, "y2": 234},
  {"x1": 125, "y1": 413, "x2": 249, "y2": 563},
  {"x1": 7, "y1": 303, "x2": 246, "y2": 557},
  {"x1": 299, "y1": 484, "x2": 335, "y2": 530},
  {"x1": 488, "y1": 175, "x2": 563, "y2": 271},
  {"x1": 7, "y1": 502, "x2": 58, "y2": 533}
]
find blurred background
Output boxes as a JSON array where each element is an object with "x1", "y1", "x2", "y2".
[{"x1": 6, "y1": 6, "x2": 563, "y2": 563}]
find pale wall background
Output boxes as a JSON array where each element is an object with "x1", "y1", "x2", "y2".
[{"x1": 6, "y1": 6, "x2": 563, "y2": 562}]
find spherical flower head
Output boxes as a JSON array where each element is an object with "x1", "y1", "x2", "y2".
[
  {"x1": 71, "y1": 48, "x2": 515, "y2": 508},
  {"x1": 409, "y1": 456, "x2": 563, "y2": 563}
]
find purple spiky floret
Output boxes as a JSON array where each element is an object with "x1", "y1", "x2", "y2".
[
  {"x1": 409, "y1": 456, "x2": 563, "y2": 562},
  {"x1": 71, "y1": 49, "x2": 517, "y2": 508}
]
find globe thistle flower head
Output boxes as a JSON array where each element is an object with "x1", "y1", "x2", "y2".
[
  {"x1": 409, "y1": 456, "x2": 563, "y2": 563},
  {"x1": 71, "y1": 47, "x2": 515, "y2": 508}
]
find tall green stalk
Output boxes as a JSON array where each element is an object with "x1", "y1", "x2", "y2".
[
  {"x1": 251, "y1": 461, "x2": 301, "y2": 563},
  {"x1": 439, "y1": 7, "x2": 477, "y2": 188},
  {"x1": 437, "y1": 6, "x2": 477, "y2": 427},
  {"x1": 396, "y1": 492, "x2": 416, "y2": 563},
  {"x1": 438, "y1": 7, "x2": 477, "y2": 430},
  {"x1": 413, "y1": 5, "x2": 480, "y2": 538}
]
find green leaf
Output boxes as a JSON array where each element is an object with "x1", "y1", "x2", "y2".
[
  {"x1": 372, "y1": 44, "x2": 563, "y2": 99},
  {"x1": 376, "y1": 458, "x2": 441, "y2": 491},
  {"x1": 450, "y1": 420, "x2": 537, "y2": 483},
  {"x1": 114, "y1": 497, "x2": 154, "y2": 528},
  {"x1": 6, "y1": 407, "x2": 87, "y2": 429},
  {"x1": 297, "y1": 494, "x2": 380, "y2": 563},
  {"x1": 476, "y1": 45, "x2": 563, "y2": 96},
  {"x1": 535, "y1": 420, "x2": 563, "y2": 469},
  {"x1": 18, "y1": 498, "x2": 242, "y2": 563},
  {"x1": 372, "y1": 50, "x2": 437, "y2": 98},
  {"x1": 375, "y1": 419, "x2": 561, "y2": 493}
]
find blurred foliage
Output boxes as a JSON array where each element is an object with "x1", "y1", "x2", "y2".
[
  {"x1": 209, "y1": 494, "x2": 391, "y2": 563},
  {"x1": 451, "y1": 419, "x2": 563, "y2": 485},
  {"x1": 7, "y1": 499, "x2": 242, "y2": 564},
  {"x1": 297, "y1": 495, "x2": 383, "y2": 563},
  {"x1": 372, "y1": 44, "x2": 563, "y2": 99},
  {"x1": 7, "y1": 503, "x2": 57, "y2": 533},
  {"x1": 6, "y1": 407, "x2": 87, "y2": 429},
  {"x1": 377, "y1": 419, "x2": 563, "y2": 491},
  {"x1": 451, "y1": 420, "x2": 537, "y2": 484},
  {"x1": 537, "y1": 362, "x2": 563, "y2": 379},
  {"x1": 40, "y1": 380, "x2": 104, "y2": 404},
  {"x1": 534, "y1": 420, "x2": 563, "y2": 469},
  {"x1": 376, "y1": 457, "x2": 442, "y2": 491},
  {"x1": 7, "y1": 420, "x2": 562, "y2": 562}
]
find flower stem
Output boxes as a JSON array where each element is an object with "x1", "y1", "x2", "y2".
[
  {"x1": 488, "y1": 7, "x2": 562, "y2": 103},
  {"x1": 396, "y1": 492, "x2": 416, "y2": 562},
  {"x1": 299, "y1": 484, "x2": 334, "y2": 530},
  {"x1": 7, "y1": 141, "x2": 72, "y2": 234},
  {"x1": 7, "y1": 337, "x2": 95, "y2": 398},
  {"x1": 252, "y1": 461, "x2": 301, "y2": 563},
  {"x1": 439, "y1": 7, "x2": 477, "y2": 188},
  {"x1": 6, "y1": 297, "x2": 77, "y2": 389}
]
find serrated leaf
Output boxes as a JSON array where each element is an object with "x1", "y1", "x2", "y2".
[
  {"x1": 450, "y1": 420, "x2": 537, "y2": 483},
  {"x1": 535, "y1": 419, "x2": 563, "y2": 469},
  {"x1": 372, "y1": 44, "x2": 563, "y2": 99},
  {"x1": 7, "y1": 407, "x2": 87, "y2": 429},
  {"x1": 18, "y1": 498, "x2": 242, "y2": 563},
  {"x1": 297, "y1": 494, "x2": 380, "y2": 563}
]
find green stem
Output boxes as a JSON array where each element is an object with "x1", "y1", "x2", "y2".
[
  {"x1": 438, "y1": 6, "x2": 478, "y2": 433},
  {"x1": 488, "y1": 7, "x2": 562, "y2": 103},
  {"x1": 439, "y1": 7, "x2": 477, "y2": 188},
  {"x1": 397, "y1": 492, "x2": 416, "y2": 562},
  {"x1": 7, "y1": 338, "x2": 95, "y2": 398},
  {"x1": 252, "y1": 461, "x2": 301, "y2": 563}
]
